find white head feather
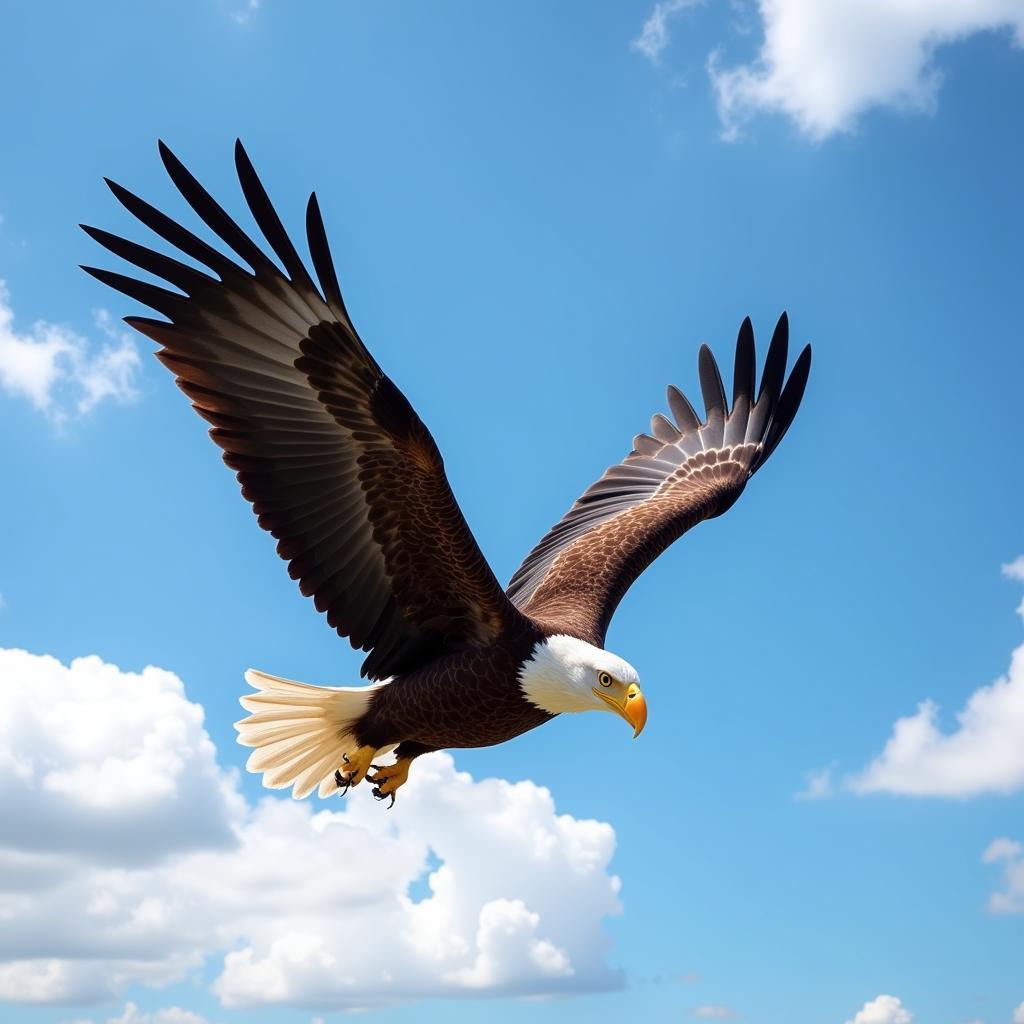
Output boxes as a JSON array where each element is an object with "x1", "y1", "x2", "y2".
[{"x1": 518, "y1": 634, "x2": 640, "y2": 715}]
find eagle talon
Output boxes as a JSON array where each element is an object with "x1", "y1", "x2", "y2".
[
  {"x1": 334, "y1": 768, "x2": 353, "y2": 795},
  {"x1": 371, "y1": 785, "x2": 395, "y2": 808},
  {"x1": 365, "y1": 756, "x2": 413, "y2": 805},
  {"x1": 330, "y1": 745, "x2": 377, "y2": 792}
]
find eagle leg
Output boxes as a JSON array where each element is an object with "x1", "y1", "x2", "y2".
[{"x1": 367, "y1": 757, "x2": 414, "y2": 807}]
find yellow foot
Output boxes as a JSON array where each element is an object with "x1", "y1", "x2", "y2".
[
  {"x1": 333, "y1": 745, "x2": 378, "y2": 793},
  {"x1": 367, "y1": 757, "x2": 414, "y2": 807}
]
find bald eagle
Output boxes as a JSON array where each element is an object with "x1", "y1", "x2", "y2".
[{"x1": 83, "y1": 142, "x2": 811, "y2": 805}]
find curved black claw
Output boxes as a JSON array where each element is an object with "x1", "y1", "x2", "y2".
[
  {"x1": 334, "y1": 768, "x2": 353, "y2": 796},
  {"x1": 371, "y1": 786, "x2": 396, "y2": 809}
]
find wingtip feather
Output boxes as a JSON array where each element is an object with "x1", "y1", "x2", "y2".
[{"x1": 156, "y1": 139, "x2": 177, "y2": 171}]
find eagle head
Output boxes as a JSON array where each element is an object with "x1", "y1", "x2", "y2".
[{"x1": 518, "y1": 634, "x2": 648, "y2": 737}]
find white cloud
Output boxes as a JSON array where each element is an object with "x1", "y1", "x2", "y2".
[
  {"x1": 442, "y1": 898, "x2": 573, "y2": 990},
  {"x1": 848, "y1": 567, "x2": 1024, "y2": 798},
  {"x1": 0, "y1": 959, "x2": 112, "y2": 1004},
  {"x1": 0, "y1": 648, "x2": 623, "y2": 1010},
  {"x1": 845, "y1": 994, "x2": 913, "y2": 1024},
  {"x1": 78, "y1": 310, "x2": 141, "y2": 414},
  {"x1": 847, "y1": 637, "x2": 1024, "y2": 797},
  {"x1": 211, "y1": 762, "x2": 620, "y2": 1008},
  {"x1": 0, "y1": 281, "x2": 139, "y2": 423},
  {"x1": 0, "y1": 648, "x2": 241, "y2": 864},
  {"x1": 632, "y1": 0, "x2": 703, "y2": 64},
  {"x1": 983, "y1": 837, "x2": 1024, "y2": 913},
  {"x1": 1014, "y1": 1001, "x2": 1024, "y2": 1024},
  {"x1": 691, "y1": 1004, "x2": 740, "y2": 1020},
  {"x1": 709, "y1": 0, "x2": 1024, "y2": 139}
]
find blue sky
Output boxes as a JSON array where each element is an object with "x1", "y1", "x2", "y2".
[{"x1": 1, "y1": 2, "x2": 1023, "y2": 1023}]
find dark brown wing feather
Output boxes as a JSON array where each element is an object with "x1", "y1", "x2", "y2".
[
  {"x1": 508, "y1": 315, "x2": 811, "y2": 644},
  {"x1": 83, "y1": 140, "x2": 522, "y2": 679}
]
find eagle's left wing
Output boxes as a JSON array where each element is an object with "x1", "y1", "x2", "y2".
[{"x1": 507, "y1": 315, "x2": 811, "y2": 645}]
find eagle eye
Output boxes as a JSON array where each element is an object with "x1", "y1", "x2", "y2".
[{"x1": 598, "y1": 671, "x2": 613, "y2": 687}]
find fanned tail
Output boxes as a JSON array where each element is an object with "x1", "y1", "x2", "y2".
[{"x1": 235, "y1": 669, "x2": 381, "y2": 799}]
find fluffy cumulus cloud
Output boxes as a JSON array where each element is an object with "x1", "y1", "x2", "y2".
[
  {"x1": 0, "y1": 281, "x2": 139, "y2": 422},
  {"x1": 983, "y1": 837, "x2": 1024, "y2": 913},
  {"x1": 848, "y1": 565, "x2": 1024, "y2": 797},
  {"x1": 844, "y1": 994, "x2": 913, "y2": 1024},
  {"x1": 0, "y1": 649, "x2": 241, "y2": 864},
  {"x1": 848, "y1": 641, "x2": 1024, "y2": 797},
  {"x1": 709, "y1": 0, "x2": 1024, "y2": 139},
  {"x1": 0, "y1": 648, "x2": 623, "y2": 1010},
  {"x1": 1015, "y1": 1001, "x2": 1024, "y2": 1024},
  {"x1": 211, "y1": 757, "x2": 621, "y2": 1009}
]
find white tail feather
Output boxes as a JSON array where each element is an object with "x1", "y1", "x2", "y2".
[{"x1": 236, "y1": 668, "x2": 383, "y2": 800}]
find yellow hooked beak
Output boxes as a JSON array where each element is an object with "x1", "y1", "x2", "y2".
[{"x1": 593, "y1": 681, "x2": 648, "y2": 738}]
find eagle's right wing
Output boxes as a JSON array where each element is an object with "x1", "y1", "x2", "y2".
[{"x1": 83, "y1": 141, "x2": 523, "y2": 680}]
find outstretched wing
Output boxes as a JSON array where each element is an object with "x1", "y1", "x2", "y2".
[
  {"x1": 83, "y1": 140, "x2": 522, "y2": 679},
  {"x1": 507, "y1": 315, "x2": 811, "y2": 645}
]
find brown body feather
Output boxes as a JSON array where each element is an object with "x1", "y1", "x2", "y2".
[{"x1": 357, "y1": 624, "x2": 551, "y2": 756}]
